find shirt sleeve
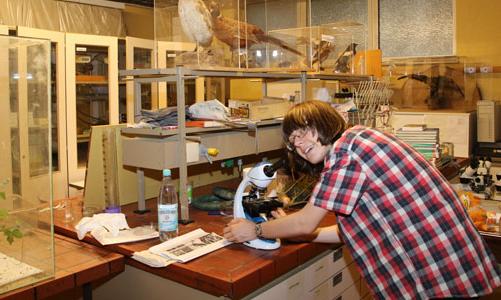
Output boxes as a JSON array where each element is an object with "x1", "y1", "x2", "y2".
[{"x1": 310, "y1": 149, "x2": 367, "y2": 215}]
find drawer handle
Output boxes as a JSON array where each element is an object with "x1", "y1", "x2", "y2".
[
  {"x1": 333, "y1": 248, "x2": 343, "y2": 262},
  {"x1": 332, "y1": 272, "x2": 343, "y2": 287},
  {"x1": 288, "y1": 282, "x2": 300, "y2": 290},
  {"x1": 315, "y1": 265, "x2": 324, "y2": 272}
]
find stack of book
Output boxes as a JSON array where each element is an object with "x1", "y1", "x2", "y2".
[{"x1": 396, "y1": 124, "x2": 444, "y2": 167}]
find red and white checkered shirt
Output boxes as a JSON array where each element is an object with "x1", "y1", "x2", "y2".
[{"x1": 311, "y1": 126, "x2": 501, "y2": 300}]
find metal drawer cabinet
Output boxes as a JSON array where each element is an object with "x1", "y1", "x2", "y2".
[{"x1": 306, "y1": 262, "x2": 361, "y2": 300}]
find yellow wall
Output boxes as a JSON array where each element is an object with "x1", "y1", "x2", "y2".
[{"x1": 456, "y1": 0, "x2": 501, "y2": 100}]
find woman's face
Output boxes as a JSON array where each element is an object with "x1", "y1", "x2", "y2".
[{"x1": 288, "y1": 128, "x2": 331, "y2": 164}]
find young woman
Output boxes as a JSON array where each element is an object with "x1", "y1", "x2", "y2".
[{"x1": 224, "y1": 100, "x2": 501, "y2": 299}]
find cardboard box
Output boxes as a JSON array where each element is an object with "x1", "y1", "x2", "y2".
[{"x1": 228, "y1": 97, "x2": 292, "y2": 121}]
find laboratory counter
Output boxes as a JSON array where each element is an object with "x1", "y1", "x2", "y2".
[
  {"x1": 51, "y1": 158, "x2": 499, "y2": 299},
  {"x1": 53, "y1": 178, "x2": 339, "y2": 299}
]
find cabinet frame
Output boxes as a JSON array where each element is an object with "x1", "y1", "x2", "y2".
[{"x1": 125, "y1": 36, "x2": 155, "y2": 123}]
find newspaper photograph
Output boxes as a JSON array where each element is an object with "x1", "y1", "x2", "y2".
[{"x1": 149, "y1": 228, "x2": 231, "y2": 263}]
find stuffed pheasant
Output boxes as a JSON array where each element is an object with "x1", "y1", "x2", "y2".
[
  {"x1": 178, "y1": 0, "x2": 213, "y2": 47},
  {"x1": 207, "y1": 1, "x2": 303, "y2": 57}
]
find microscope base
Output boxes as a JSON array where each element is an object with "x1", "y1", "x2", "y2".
[{"x1": 244, "y1": 238, "x2": 280, "y2": 250}]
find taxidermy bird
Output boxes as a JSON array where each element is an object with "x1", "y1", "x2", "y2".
[
  {"x1": 334, "y1": 43, "x2": 358, "y2": 73},
  {"x1": 308, "y1": 40, "x2": 335, "y2": 70},
  {"x1": 178, "y1": 0, "x2": 213, "y2": 47},
  {"x1": 207, "y1": 1, "x2": 303, "y2": 57},
  {"x1": 398, "y1": 74, "x2": 465, "y2": 109}
]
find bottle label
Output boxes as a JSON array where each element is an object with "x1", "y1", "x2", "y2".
[{"x1": 158, "y1": 203, "x2": 178, "y2": 231}]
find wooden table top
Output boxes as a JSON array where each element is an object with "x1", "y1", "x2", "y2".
[
  {"x1": 0, "y1": 234, "x2": 124, "y2": 300},
  {"x1": 52, "y1": 179, "x2": 338, "y2": 299}
]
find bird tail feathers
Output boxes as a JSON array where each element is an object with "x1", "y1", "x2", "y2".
[{"x1": 257, "y1": 34, "x2": 304, "y2": 57}]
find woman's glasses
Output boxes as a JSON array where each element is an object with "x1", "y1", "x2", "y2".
[{"x1": 285, "y1": 129, "x2": 308, "y2": 151}]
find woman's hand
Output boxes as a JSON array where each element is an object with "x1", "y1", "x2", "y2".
[
  {"x1": 223, "y1": 218, "x2": 256, "y2": 243},
  {"x1": 270, "y1": 207, "x2": 287, "y2": 219}
]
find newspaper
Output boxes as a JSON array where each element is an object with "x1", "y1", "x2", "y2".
[{"x1": 148, "y1": 228, "x2": 231, "y2": 263}]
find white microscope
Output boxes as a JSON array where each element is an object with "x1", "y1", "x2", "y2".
[{"x1": 233, "y1": 159, "x2": 285, "y2": 250}]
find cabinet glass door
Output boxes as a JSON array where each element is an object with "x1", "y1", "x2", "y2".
[
  {"x1": 156, "y1": 41, "x2": 201, "y2": 107},
  {"x1": 1, "y1": 36, "x2": 51, "y2": 202},
  {"x1": 66, "y1": 33, "x2": 118, "y2": 185},
  {"x1": 18, "y1": 27, "x2": 68, "y2": 199},
  {"x1": 125, "y1": 37, "x2": 155, "y2": 123}
]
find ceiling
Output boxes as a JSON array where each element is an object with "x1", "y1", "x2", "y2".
[
  {"x1": 108, "y1": 0, "x2": 154, "y2": 7},
  {"x1": 107, "y1": 0, "x2": 271, "y2": 8}
]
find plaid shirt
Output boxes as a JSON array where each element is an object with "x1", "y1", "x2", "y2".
[{"x1": 311, "y1": 126, "x2": 501, "y2": 300}]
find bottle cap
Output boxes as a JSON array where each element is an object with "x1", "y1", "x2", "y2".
[{"x1": 162, "y1": 169, "x2": 171, "y2": 177}]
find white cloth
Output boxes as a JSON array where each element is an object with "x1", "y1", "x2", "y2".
[
  {"x1": 313, "y1": 87, "x2": 331, "y2": 102},
  {"x1": 131, "y1": 250, "x2": 176, "y2": 268},
  {"x1": 90, "y1": 226, "x2": 159, "y2": 246},
  {"x1": 188, "y1": 99, "x2": 229, "y2": 121},
  {"x1": 75, "y1": 213, "x2": 129, "y2": 240}
]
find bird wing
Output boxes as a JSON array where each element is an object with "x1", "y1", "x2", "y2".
[
  {"x1": 178, "y1": 0, "x2": 213, "y2": 47},
  {"x1": 312, "y1": 41, "x2": 335, "y2": 65},
  {"x1": 210, "y1": 7, "x2": 303, "y2": 57},
  {"x1": 333, "y1": 43, "x2": 358, "y2": 72},
  {"x1": 212, "y1": 15, "x2": 250, "y2": 49}
]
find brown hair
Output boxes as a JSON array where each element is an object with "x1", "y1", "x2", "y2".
[
  {"x1": 282, "y1": 100, "x2": 347, "y2": 175},
  {"x1": 283, "y1": 100, "x2": 347, "y2": 148}
]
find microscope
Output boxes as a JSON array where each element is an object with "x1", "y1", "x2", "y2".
[
  {"x1": 459, "y1": 156, "x2": 494, "y2": 198},
  {"x1": 233, "y1": 159, "x2": 285, "y2": 250}
]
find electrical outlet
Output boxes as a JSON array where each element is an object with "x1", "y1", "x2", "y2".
[
  {"x1": 480, "y1": 66, "x2": 493, "y2": 73},
  {"x1": 464, "y1": 66, "x2": 476, "y2": 74}
]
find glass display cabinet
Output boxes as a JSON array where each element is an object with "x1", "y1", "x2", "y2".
[
  {"x1": 268, "y1": 21, "x2": 367, "y2": 73},
  {"x1": 0, "y1": 35, "x2": 55, "y2": 295},
  {"x1": 385, "y1": 57, "x2": 479, "y2": 112},
  {"x1": 65, "y1": 33, "x2": 118, "y2": 184},
  {"x1": 320, "y1": 21, "x2": 366, "y2": 74},
  {"x1": 17, "y1": 27, "x2": 69, "y2": 200},
  {"x1": 155, "y1": 0, "x2": 311, "y2": 70}
]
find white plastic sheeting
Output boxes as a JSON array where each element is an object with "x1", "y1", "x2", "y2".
[{"x1": 0, "y1": 0, "x2": 126, "y2": 37}]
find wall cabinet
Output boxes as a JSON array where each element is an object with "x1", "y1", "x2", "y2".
[{"x1": 65, "y1": 33, "x2": 119, "y2": 184}]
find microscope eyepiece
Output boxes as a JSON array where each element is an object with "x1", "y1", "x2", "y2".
[{"x1": 263, "y1": 158, "x2": 285, "y2": 177}]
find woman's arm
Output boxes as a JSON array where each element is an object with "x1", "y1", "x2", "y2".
[
  {"x1": 312, "y1": 225, "x2": 342, "y2": 243},
  {"x1": 223, "y1": 202, "x2": 327, "y2": 243},
  {"x1": 271, "y1": 208, "x2": 342, "y2": 244}
]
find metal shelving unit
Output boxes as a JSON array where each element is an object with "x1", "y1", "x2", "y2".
[{"x1": 119, "y1": 66, "x2": 372, "y2": 221}]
